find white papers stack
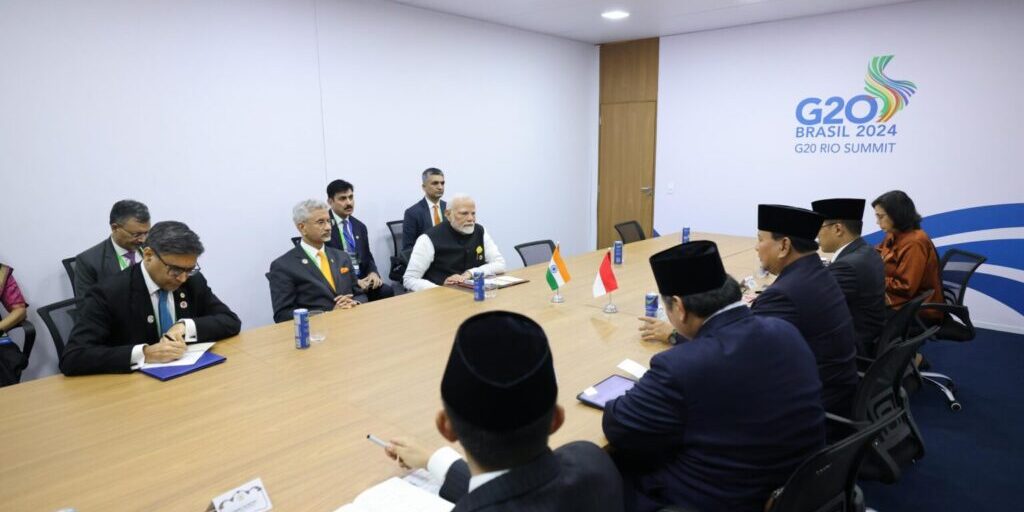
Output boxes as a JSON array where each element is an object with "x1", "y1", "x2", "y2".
[{"x1": 335, "y1": 477, "x2": 453, "y2": 512}]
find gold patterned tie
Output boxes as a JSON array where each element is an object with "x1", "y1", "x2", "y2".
[{"x1": 317, "y1": 250, "x2": 336, "y2": 292}]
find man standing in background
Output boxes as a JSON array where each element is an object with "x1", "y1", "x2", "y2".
[{"x1": 402, "y1": 167, "x2": 447, "y2": 252}]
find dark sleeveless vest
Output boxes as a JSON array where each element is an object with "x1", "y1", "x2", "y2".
[{"x1": 423, "y1": 222, "x2": 486, "y2": 285}]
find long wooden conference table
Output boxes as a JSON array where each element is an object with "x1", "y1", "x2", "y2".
[{"x1": 0, "y1": 232, "x2": 759, "y2": 511}]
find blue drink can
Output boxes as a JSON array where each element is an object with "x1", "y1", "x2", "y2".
[
  {"x1": 645, "y1": 292, "x2": 659, "y2": 318},
  {"x1": 682, "y1": 227, "x2": 691, "y2": 243},
  {"x1": 473, "y1": 271, "x2": 485, "y2": 301},
  {"x1": 293, "y1": 308, "x2": 310, "y2": 349},
  {"x1": 613, "y1": 240, "x2": 623, "y2": 265}
]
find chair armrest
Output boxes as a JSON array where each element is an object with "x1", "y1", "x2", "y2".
[
  {"x1": 920, "y1": 302, "x2": 972, "y2": 325},
  {"x1": 825, "y1": 412, "x2": 870, "y2": 428},
  {"x1": 6, "y1": 319, "x2": 36, "y2": 366}
]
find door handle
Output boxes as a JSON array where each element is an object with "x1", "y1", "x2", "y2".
[{"x1": 640, "y1": 186, "x2": 653, "y2": 196}]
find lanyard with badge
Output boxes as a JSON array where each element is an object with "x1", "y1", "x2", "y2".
[{"x1": 116, "y1": 251, "x2": 135, "y2": 270}]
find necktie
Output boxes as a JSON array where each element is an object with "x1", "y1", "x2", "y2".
[
  {"x1": 126, "y1": 251, "x2": 136, "y2": 265},
  {"x1": 342, "y1": 219, "x2": 356, "y2": 251},
  {"x1": 317, "y1": 250, "x2": 336, "y2": 292},
  {"x1": 157, "y1": 290, "x2": 173, "y2": 335},
  {"x1": 432, "y1": 204, "x2": 441, "y2": 226}
]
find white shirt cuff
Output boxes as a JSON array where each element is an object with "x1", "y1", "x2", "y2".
[
  {"x1": 427, "y1": 446, "x2": 463, "y2": 482},
  {"x1": 130, "y1": 344, "x2": 146, "y2": 370},
  {"x1": 181, "y1": 319, "x2": 198, "y2": 342}
]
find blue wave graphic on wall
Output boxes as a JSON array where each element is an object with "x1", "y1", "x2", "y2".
[{"x1": 863, "y1": 203, "x2": 1024, "y2": 318}]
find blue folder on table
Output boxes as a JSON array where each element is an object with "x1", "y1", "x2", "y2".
[{"x1": 140, "y1": 351, "x2": 226, "y2": 381}]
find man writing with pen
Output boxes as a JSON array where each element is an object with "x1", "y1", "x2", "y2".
[
  {"x1": 267, "y1": 199, "x2": 361, "y2": 324},
  {"x1": 61, "y1": 221, "x2": 241, "y2": 376}
]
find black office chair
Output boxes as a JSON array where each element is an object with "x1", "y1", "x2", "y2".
[
  {"x1": 913, "y1": 248, "x2": 987, "y2": 411},
  {"x1": 62, "y1": 257, "x2": 77, "y2": 294},
  {"x1": 37, "y1": 298, "x2": 80, "y2": 358},
  {"x1": 514, "y1": 240, "x2": 555, "y2": 267},
  {"x1": 765, "y1": 409, "x2": 906, "y2": 512},
  {"x1": 0, "y1": 317, "x2": 36, "y2": 385},
  {"x1": 829, "y1": 327, "x2": 938, "y2": 484},
  {"x1": 386, "y1": 220, "x2": 406, "y2": 284},
  {"x1": 857, "y1": 290, "x2": 932, "y2": 371},
  {"x1": 614, "y1": 221, "x2": 646, "y2": 243}
]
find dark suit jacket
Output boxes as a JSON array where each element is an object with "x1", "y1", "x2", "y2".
[
  {"x1": 829, "y1": 238, "x2": 886, "y2": 354},
  {"x1": 402, "y1": 198, "x2": 446, "y2": 252},
  {"x1": 267, "y1": 245, "x2": 357, "y2": 323},
  {"x1": 60, "y1": 265, "x2": 241, "y2": 376},
  {"x1": 439, "y1": 442, "x2": 624, "y2": 512},
  {"x1": 73, "y1": 238, "x2": 127, "y2": 298},
  {"x1": 326, "y1": 214, "x2": 377, "y2": 278},
  {"x1": 751, "y1": 253, "x2": 858, "y2": 415},
  {"x1": 603, "y1": 306, "x2": 825, "y2": 512}
]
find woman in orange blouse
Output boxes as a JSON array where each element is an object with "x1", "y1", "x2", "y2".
[{"x1": 872, "y1": 190, "x2": 943, "y2": 322}]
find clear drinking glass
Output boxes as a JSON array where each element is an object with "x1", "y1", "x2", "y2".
[
  {"x1": 308, "y1": 309, "x2": 327, "y2": 343},
  {"x1": 484, "y1": 280, "x2": 498, "y2": 299}
]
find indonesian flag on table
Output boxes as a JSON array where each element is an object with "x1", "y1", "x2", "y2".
[
  {"x1": 592, "y1": 250, "x2": 619, "y2": 297},
  {"x1": 545, "y1": 245, "x2": 572, "y2": 290}
]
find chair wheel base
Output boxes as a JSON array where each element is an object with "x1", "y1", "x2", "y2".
[{"x1": 950, "y1": 402, "x2": 962, "y2": 412}]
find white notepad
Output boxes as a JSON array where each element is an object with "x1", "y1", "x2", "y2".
[
  {"x1": 139, "y1": 342, "x2": 214, "y2": 369},
  {"x1": 334, "y1": 477, "x2": 453, "y2": 512}
]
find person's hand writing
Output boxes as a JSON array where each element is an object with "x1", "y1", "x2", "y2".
[
  {"x1": 143, "y1": 336, "x2": 187, "y2": 363},
  {"x1": 163, "y1": 322, "x2": 187, "y2": 343},
  {"x1": 384, "y1": 436, "x2": 432, "y2": 470},
  {"x1": 637, "y1": 317, "x2": 674, "y2": 343}
]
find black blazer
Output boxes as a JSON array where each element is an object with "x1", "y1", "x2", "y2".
[
  {"x1": 402, "y1": 198, "x2": 446, "y2": 252},
  {"x1": 60, "y1": 265, "x2": 241, "y2": 376},
  {"x1": 326, "y1": 214, "x2": 377, "y2": 278},
  {"x1": 73, "y1": 238, "x2": 127, "y2": 298},
  {"x1": 829, "y1": 238, "x2": 887, "y2": 354},
  {"x1": 751, "y1": 253, "x2": 858, "y2": 415},
  {"x1": 603, "y1": 306, "x2": 825, "y2": 512},
  {"x1": 267, "y1": 245, "x2": 356, "y2": 323},
  {"x1": 439, "y1": 442, "x2": 624, "y2": 512}
]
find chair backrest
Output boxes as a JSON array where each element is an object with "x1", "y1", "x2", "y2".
[
  {"x1": 514, "y1": 240, "x2": 555, "y2": 267},
  {"x1": 850, "y1": 326, "x2": 938, "y2": 483},
  {"x1": 37, "y1": 298, "x2": 81, "y2": 358},
  {"x1": 937, "y1": 248, "x2": 987, "y2": 306},
  {"x1": 767, "y1": 409, "x2": 904, "y2": 512},
  {"x1": 614, "y1": 221, "x2": 646, "y2": 243},
  {"x1": 62, "y1": 257, "x2": 77, "y2": 293},
  {"x1": 873, "y1": 290, "x2": 932, "y2": 358},
  {"x1": 386, "y1": 220, "x2": 404, "y2": 257},
  {"x1": 290, "y1": 236, "x2": 302, "y2": 247}
]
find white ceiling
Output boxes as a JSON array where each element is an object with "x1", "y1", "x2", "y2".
[{"x1": 390, "y1": 0, "x2": 917, "y2": 44}]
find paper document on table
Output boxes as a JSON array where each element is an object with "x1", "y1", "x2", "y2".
[
  {"x1": 334, "y1": 477, "x2": 453, "y2": 512},
  {"x1": 617, "y1": 358, "x2": 648, "y2": 379},
  {"x1": 402, "y1": 468, "x2": 443, "y2": 494},
  {"x1": 140, "y1": 342, "x2": 215, "y2": 369}
]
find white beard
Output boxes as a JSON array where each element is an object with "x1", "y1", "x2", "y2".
[{"x1": 455, "y1": 223, "x2": 475, "y2": 235}]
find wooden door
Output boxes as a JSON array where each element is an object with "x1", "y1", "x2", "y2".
[
  {"x1": 597, "y1": 38, "x2": 658, "y2": 249},
  {"x1": 597, "y1": 101, "x2": 657, "y2": 249}
]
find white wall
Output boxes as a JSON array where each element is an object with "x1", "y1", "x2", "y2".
[
  {"x1": 0, "y1": 0, "x2": 599, "y2": 380},
  {"x1": 655, "y1": 0, "x2": 1024, "y2": 332}
]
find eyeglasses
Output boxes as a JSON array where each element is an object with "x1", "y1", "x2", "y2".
[
  {"x1": 820, "y1": 222, "x2": 841, "y2": 229},
  {"x1": 152, "y1": 249, "x2": 201, "y2": 278},
  {"x1": 116, "y1": 225, "x2": 149, "y2": 240}
]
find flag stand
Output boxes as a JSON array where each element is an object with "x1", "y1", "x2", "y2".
[
  {"x1": 603, "y1": 293, "x2": 618, "y2": 313},
  {"x1": 551, "y1": 288, "x2": 565, "y2": 303}
]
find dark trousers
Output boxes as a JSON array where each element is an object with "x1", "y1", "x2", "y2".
[{"x1": 363, "y1": 283, "x2": 395, "y2": 302}]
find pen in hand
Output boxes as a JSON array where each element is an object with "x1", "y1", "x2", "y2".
[{"x1": 367, "y1": 434, "x2": 389, "y2": 448}]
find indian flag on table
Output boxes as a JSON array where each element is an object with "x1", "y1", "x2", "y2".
[
  {"x1": 592, "y1": 250, "x2": 619, "y2": 297},
  {"x1": 545, "y1": 245, "x2": 572, "y2": 290}
]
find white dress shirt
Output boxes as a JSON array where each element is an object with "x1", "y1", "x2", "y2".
[
  {"x1": 129, "y1": 264, "x2": 198, "y2": 369},
  {"x1": 426, "y1": 446, "x2": 510, "y2": 493},
  {"x1": 426, "y1": 197, "x2": 443, "y2": 227},
  {"x1": 403, "y1": 229, "x2": 506, "y2": 292},
  {"x1": 110, "y1": 238, "x2": 142, "y2": 269},
  {"x1": 830, "y1": 240, "x2": 855, "y2": 263}
]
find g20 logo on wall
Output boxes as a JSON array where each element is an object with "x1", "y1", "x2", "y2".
[{"x1": 793, "y1": 55, "x2": 917, "y2": 155}]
